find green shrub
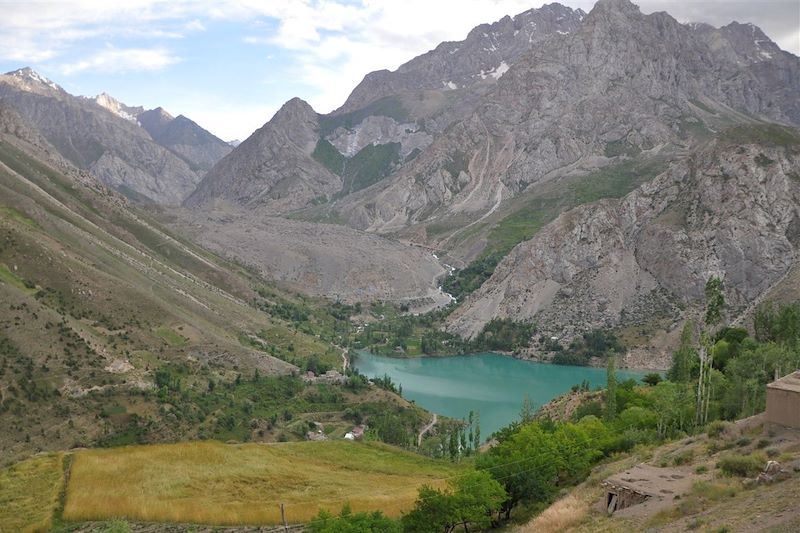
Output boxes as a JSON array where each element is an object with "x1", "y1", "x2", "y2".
[
  {"x1": 706, "y1": 420, "x2": 727, "y2": 438},
  {"x1": 717, "y1": 453, "x2": 765, "y2": 477},
  {"x1": 673, "y1": 449, "x2": 694, "y2": 466}
]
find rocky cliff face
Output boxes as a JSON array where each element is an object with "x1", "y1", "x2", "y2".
[
  {"x1": 334, "y1": 0, "x2": 800, "y2": 233},
  {"x1": 185, "y1": 98, "x2": 342, "y2": 211},
  {"x1": 447, "y1": 127, "x2": 800, "y2": 341},
  {"x1": 193, "y1": 0, "x2": 799, "y2": 241}
]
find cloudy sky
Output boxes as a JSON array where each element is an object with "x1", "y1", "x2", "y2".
[{"x1": 1, "y1": 0, "x2": 797, "y2": 141}]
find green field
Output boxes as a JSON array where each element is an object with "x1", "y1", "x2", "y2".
[
  {"x1": 61, "y1": 440, "x2": 462, "y2": 526},
  {"x1": 155, "y1": 326, "x2": 189, "y2": 347}
]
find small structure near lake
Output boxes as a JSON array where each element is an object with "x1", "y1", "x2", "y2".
[
  {"x1": 602, "y1": 464, "x2": 693, "y2": 515},
  {"x1": 766, "y1": 371, "x2": 800, "y2": 429},
  {"x1": 344, "y1": 425, "x2": 365, "y2": 441}
]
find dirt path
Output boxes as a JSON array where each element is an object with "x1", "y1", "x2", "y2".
[{"x1": 418, "y1": 413, "x2": 438, "y2": 446}]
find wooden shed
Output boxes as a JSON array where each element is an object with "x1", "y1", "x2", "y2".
[{"x1": 766, "y1": 371, "x2": 800, "y2": 429}]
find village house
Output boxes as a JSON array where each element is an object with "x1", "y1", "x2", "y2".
[
  {"x1": 344, "y1": 425, "x2": 366, "y2": 441},
  {"x1": 765, "y1": 371, "x2": 800, "y2": 429}
]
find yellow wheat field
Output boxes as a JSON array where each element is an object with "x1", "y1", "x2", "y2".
[
  {"x1": 0, "y1": 453, "x2": 64, "y2": 533},
  {"x1": 64, "y1": 440, "x2": 461, "y2": 525}
]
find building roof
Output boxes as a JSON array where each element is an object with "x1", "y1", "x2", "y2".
[
  {"x1": 767, "y1": 371, "x2": 800, "y2": 393},
  {"x1": 603, "y1": 464, "x2": 693, "y2": 498}
]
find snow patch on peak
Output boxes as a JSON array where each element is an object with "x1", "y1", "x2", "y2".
[
  {"x1": 443, "y1": 81, "x2": 458, "y2": 90},
  {"x1": 492, "y1": 61, "x2": 510, "y2": 79},
  {"x1": 479, "y1": 61, "x2": 510, "y2": 80},
  {"x1": 7, "y1": 67, "x2": 61, "y2": 91},
  {"x1": 93, "y1": 93, "x2": 140, "y2": 123}
]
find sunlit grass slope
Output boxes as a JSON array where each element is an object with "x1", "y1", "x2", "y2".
[
  {"x1": 0, "y1": 453, "x2": 64, "y2": 532},
  {"x1": 64, "y1": 440, "x2": 463, "y2": 525}
]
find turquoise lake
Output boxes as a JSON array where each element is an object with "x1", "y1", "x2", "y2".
[{"x1": 352, "y1": 351, "x2": 645, "y2": 438}]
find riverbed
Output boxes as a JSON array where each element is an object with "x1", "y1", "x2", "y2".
[{"x1": 352, "y1": 351, "x2": 645, "y2": 438}]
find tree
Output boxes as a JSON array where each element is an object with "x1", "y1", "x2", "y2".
[
  {"x1": 472, "y1": 411, "x2": 481, "y2": 451},
  {"x1": 401, "y1": 485, "x2": 453, "y2": 533},
  {"x1": 403, "y1": 471, "x2": 506, "y2": 532},
  {"x1": 459, "y1": 426, "x2": 468, "y2": 458},
  {"x1": 668, "y1": 321, "x2": 696, "y2": 383},
  {"x1": 605, "y1": 354, "x2": 617, "y2": 421},
  {"x1": 310, "y1": 503, "x2": 401, "y2": 533},
  {"x1": 519, "y1": 394, "x2": 535, "y2": 423},
  {"x1": 697, "y1": 277, "x2": 725, "y2": 426},
  {"x1": 642, "y1": 373, "x2": 662, "y2": 386},
  {"x1": 448, "y1": 431, "x2": 458, "y2": 462},
  {"x1": 476, "y1": 423, "x2": 561, "y2": 518}
]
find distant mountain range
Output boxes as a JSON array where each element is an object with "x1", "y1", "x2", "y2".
[{"x1": 0, "y1": 67, "x2": 231, "y2": 204}]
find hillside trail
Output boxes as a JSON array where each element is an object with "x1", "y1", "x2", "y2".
[{"x1": 418, "y1": 413, "x2": 438, "y2": 446}]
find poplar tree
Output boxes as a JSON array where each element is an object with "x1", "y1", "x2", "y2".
[{"x1": 605, "y1": 353, "x2": 618, "y2": 421}]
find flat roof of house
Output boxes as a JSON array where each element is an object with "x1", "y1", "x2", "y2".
[
  {"x1": 603, "y1": 464, "x2": 693, "y2": 498},
  {"x1": 767, "y1": 371, "x2": 800, "y2": 393}
]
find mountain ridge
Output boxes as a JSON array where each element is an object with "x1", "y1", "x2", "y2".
[{"x1": 0, "y1": 68, "x2": 230, "y2": 204}]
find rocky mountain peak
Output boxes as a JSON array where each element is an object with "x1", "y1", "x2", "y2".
[
  {"x1": 152, "y1": 106, "x2": 174, "y2": 120},
  {"x1": 335, "y1": 3, "x2": 585, "y2": 114},
  {"x1": 272, "y1": 97, "x2": 318, "y2": 125},
  {"x1": 718, "y1": 21, "x2": 783, "y2": 62},
  {"x1": 2, "y1": 67, "x2": 63, "y2": 94},
  {"x1": 592, "y1": 0, "x2": 641, "y2": 14},
  {"x1": 92, "y1": 92, "x2": 144, "y2": 123}
]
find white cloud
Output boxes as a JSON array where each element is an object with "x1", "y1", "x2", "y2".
[
  {"x1": 59, "y1": 47, "x2": 179, "y2": 74},
  {"x1": 0, "y1": 0, "x2": 796, "y2": 140}
]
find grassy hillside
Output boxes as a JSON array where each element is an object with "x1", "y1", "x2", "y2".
[
  {"x1": 0, "y1": 118, "x2": 415, "y2": 463},
  {"x1": 520, "y1": 415, "x2": 800, "y2": 533},
  {"x1": 0, "y1": 440, "x2": 463, "y2": 529}
]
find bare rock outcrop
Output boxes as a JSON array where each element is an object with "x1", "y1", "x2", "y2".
[{"x1": 447, "y1": 128, "x2": 800, "y2": 339}]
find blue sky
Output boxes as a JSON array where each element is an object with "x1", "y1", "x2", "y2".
[{"x1": 0, "y1": 0, "x2": 797, "y2": 141}]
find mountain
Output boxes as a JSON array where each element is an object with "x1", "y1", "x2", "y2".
[
  {"x1": 330, "y1": 0, "x2": 800, "y2": 235},
  {"x1": 190, "y1": 0, "x2": 798, "y2": 239},
  {"x1": 179, "y1": 0, "x2": 800, "y2": 352},
  {"x1": 335, "y1": 2, "x2": 586, "y2": 114},
  {"x1": 138, "y1": 107, "x2": 232, "y2": 174},
  {"x1": 186, "y1": 3, "x2": 589, "y2": 212},
  {"x1": 0, "y1": 68, "x2": 230, "y2": 204},
  {"x1": 185, "y1": 97, "x2": 342, "y2": 211},
  {"x1": 447, "y1": 125, "x2": 800, "y2": 363}
]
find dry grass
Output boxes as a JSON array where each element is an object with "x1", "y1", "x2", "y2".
[
  {"x1": 516, "y1": 494, "x2": 588, "y2": 533},
  {"x1": 0, "y1": 453, "x2": 64, "y2": 532},
  {"x1": 64, "y1": 440, "x2": 462, "y2": 526}
]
